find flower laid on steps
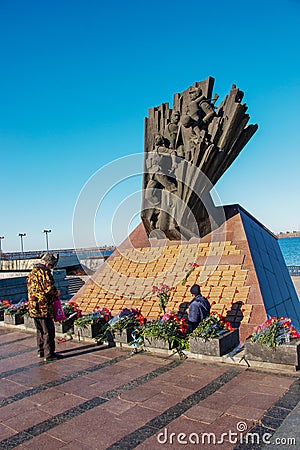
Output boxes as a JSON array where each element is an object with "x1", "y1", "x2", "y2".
[
  {"x1": 152, "y1": 284, "x2": 171, "y2": 314},
  {"x1": 250, "y1": 316, "x2": 300, "y2": 348},
  {"x1": 182, "y1": 262, "x2": 200, "y2": 286}
]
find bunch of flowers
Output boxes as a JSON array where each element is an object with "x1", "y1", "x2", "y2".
[
  {"x1": 190, "y1": 312, "x2": 233, "y2": 341},
  {"x1": 4, "y1": 300, "x2": 29, "y2": 317},
  {"x1": 182, "y1": 262, "x2": 199, "y2": 286},
  {"x1": 62, "y1": 301, "x2": 82, "y2": 320},
  {"x1": 0, "y1": 299, "x2": 11, "y2": 311},
  {"x1": 74, "y1": 307, "x2": 113, "y2": 344},
  {"x1": 152, "y1": 284, "x2": 171, "y2": 314},
  {"x1": 74, "y1": 307, "x2": 112, "y2": 328},
  {"x1": 250, "y1": 316, "x2": 300, "y2": 348},
  {"x1": 142, "y1": 311, "x2": 189, "y2": 356},
  {"x1": 108, "y1": 308, "x2": 145, "y2": 332}
]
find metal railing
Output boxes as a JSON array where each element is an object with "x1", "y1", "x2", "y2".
[
  {"x1": 288, "y1": 266, "x2": 300, "y2": 276},
  {"x1": 1, "y1": 247, "x2": 115, "y2": 261}
]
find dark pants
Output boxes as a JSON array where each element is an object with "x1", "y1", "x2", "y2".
[
  {"x1": 187, "y1": 320, "x2": 198, "y2": 334},
  {"x1": 34, "y1": 318, "x2": 55, "y2": 358}
]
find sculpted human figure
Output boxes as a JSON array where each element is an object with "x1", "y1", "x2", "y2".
[
  {"x1": 182, "y1": 86, "x2": 216, "y2": 142},
  {"x1": 146, "y1": 134, "x2": 177, "y2": 194},
  {"x1": 144, "y1": 134, "x2": 178, "y2": 228},
  {"x1": 164, "y1": 111, "x2": 185, "y2": 158}
]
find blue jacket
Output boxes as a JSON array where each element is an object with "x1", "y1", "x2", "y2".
[{"x1": 188, "y1": 295, "x2": 210, "y2": 324}]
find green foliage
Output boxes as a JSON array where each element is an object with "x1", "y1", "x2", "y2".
[
  {"x1": 190, "y1": 313, "x2": 232, "y2": 341},
  {"x1": 109, "y1": 315, "x2": 138, "y2": 332},
  {"x1": 141, "y1": 313, "x2": 189, "y2": 357},
  {"x1": 108, "y1": 308, "x2": 145, "y2": 333},
  {"x1": 74, "y1": 313, "x2": 103, "y2": 329},
  {"x1": 74, "y1": 308, "x2": 111, "y2": 329},
  {"x1": 62, "y1": 304, "x2": 77, "y2": 319},
  {"x1": 250, "y1": 317, "x2": 300, "y2": 348},
  {"x1": 4, "y1": 302, "x2": 28, "y2": 317}
]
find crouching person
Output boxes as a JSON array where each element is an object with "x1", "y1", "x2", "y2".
[{"x1": 187, "y1": 284, "x2": 211, "y2": 333}]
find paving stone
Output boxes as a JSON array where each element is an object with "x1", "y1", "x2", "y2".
[
  {"x1": 261, "y1": 415, "x2": 285, "y2": 429},
  {"x1": 1, "y1": 328, "x2": 300, "y2": 450},
  {"x1": 225, "y1": 404, "x2": 266, "y2": 421}
]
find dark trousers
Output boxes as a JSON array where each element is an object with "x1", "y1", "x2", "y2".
[
  {"x1": 34, "y1": 318, "x2": 55, "y2": 358},
  {"x1": 187, "y1": 320, "x2": 198, "y2": 334}
]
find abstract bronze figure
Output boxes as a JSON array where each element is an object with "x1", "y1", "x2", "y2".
[{"x1": 142, "y1": 76, "x2": 258, "y2": 240}]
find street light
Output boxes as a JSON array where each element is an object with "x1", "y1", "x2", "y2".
[
  {"x1": 0, "y1": 236, "x2": 4, "y2": 269},
  {"x1": 43, "y1": 229, "x2": 51, "y2": 251},
  {"x1": 18, "y1": 233, "x2": 26, "y2": 254},
  {"x1": 0, "y1": 236, "x2": 4, "y2": 255}
]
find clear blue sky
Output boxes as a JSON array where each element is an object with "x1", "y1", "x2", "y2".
[{"x1": 1, "y1": 0, "x2": 299, "y2": 252}]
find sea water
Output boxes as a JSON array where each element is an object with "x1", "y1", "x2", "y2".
[{"x1": 278, "y1": 237, "x2": 300, "y2": 266}]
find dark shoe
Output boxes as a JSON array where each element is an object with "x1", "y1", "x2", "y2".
[
  {"x1": 38, "y1": 352, "x2": 44, "y2": 358},
  {"x1": 44, "y1": 353, "x2": 64, "y2": 362}
]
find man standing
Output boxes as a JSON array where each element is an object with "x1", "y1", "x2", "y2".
[
  {"x1": 188, "y1": 284, "x2": 211, "y2": 333},
  {"x1": 27, "y1": 253, "x2": 63, "y2": 362}
]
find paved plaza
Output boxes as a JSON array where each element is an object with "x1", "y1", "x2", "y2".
[{"x1": 0, "y1": 327, "x2": 299, "y2": 449}]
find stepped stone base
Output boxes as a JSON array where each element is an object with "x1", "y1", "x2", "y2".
[
  {"x1": 74, "y1": 205, "x2": 300, "y2": 342},
  {"x1": 245, "y1": 340, "x2": 300, "y2": 369},
  {"x1": 189, "y1": 330, "x2": 239, "y2": 356}
]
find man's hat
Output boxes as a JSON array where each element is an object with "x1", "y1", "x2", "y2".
[{"x1": 41, "y1": 253, "x2": 59, "y2": 267}]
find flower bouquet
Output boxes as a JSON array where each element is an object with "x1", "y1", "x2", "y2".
[
  {"x1": 142, "y1": 311, "x2": 189, "y2": 357},
  {"x1": 245, "y1": 316, "x2": 300, "y2": 368},
  {"x1": 74, "y1": 307, "x2": 112, "y2": 340},
  {"x1": 55, "y1": 301, "x2": 82, "y2": 334},
  {"x1": 250, "y1": 317, "x2": 300, "y2": 348},
  {"x1": 182, "y1": 262, "x2": 199, "y2": 286},
  {"x1": 62, "y1": 301, "x2": 82, "y2": 319},
  {"x1": 4, "y1": 301, "x2": 28, "y2": 325},
  {"x1": 190, "y1": 312, "x2": 233, "y2": 341},
  {"x1": 0, "y1": 299, "x2": 11, "y2": 321},
  {"x1": 152, "y1": 284, "x2": 171, "y2": 314},
  {"x1": 189, "y1": 312, "x2": 239, "y2": 356},
  {"x1": 108, "y1": 308, "x2": 145, "y2": 344}
]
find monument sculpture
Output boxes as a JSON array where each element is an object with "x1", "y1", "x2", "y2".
[
  {"x1": 142, "y1": 76, "x2": 258, "y2": 240},
  {"x1": 74, "y1": 75, "x2": 300, "y2": 340}
]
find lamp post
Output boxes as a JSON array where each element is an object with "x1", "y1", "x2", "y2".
[
  {"x1": 0, "y1": 236, "x2": 4, "y2": 270},
  {"x1": 43, "y1": 229, "x2": 51, "y2": 251},
  {"x1": 0, "y1": 236, "x2": 4, "y2": 256},
  {"x1": 18, "y1": 233, "x2": 26, "y2": 255}
]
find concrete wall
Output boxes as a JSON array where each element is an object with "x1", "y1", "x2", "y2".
[{"x1": 0, "y1": 270, "x2": 68, "y2": 304}]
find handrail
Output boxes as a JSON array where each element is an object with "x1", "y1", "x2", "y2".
[
  {"x1": 0, "y1": 247, "x2": 115, "y2": 261},
  {"x1": 288, "y1": 266, "x2": 300, "y2": 276}
]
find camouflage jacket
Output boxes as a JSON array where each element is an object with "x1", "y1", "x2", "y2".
[{"x1": 26, "y1": 264, "x2": 58, "y2": 318}]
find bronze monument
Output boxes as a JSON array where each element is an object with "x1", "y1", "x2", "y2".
[{"x1": 141, "y1": 76, "x2": 258, "y2": 240}]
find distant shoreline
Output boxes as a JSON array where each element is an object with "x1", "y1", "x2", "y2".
[{"x1": 277, "y1": 233, "x2": 300, "y2": 239}]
